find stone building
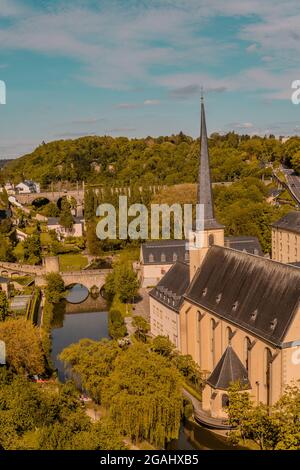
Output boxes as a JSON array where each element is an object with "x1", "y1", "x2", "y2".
[
  {"x1": 149, "y1": 97, "x2": 300, "y2": 424},
  {"x1": 271, "y1": 211, "x2": 300, "y2": 264}
]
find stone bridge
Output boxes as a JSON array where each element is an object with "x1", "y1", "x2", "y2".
[
  {"x1": 0, "y1": 260, "x2": 111, "y2": 292},
  {"x1": 0, "y1": 261, "x2": 44, "y2": 278},
  {"x1": 35, "y1": 269, "x2": 110, "y2": 291},
  {"x1": 14, "y1": 190, "x2": 85, "y2": 217},
  {"x1": 14, "y1": 189, "x2": 84, "y2": 206}
]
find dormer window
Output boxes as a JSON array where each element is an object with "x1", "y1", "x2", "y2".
[
  {"x1": 202, "y1": 288, "x2": 208, "y2": 297},
  {"x1": 232, "y1": 301, "x2": 239, "y2": 312},
  {"x1": 161, "y1": 253, "x2": 166, "y2": 262},
  {"x1": 216, "y1": 293, "x2": 222, "y2": 304},
  {"x1": 250, "y1": 309, "x2": 258, "y2": 321},
  {"x1": 149, "y1": 253, "x2": 154, "y2": 263},
  {"x1": 270, "y1": 318, "x2": 277, "y2": 331}
]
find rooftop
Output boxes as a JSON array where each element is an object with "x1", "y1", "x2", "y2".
[
  {"x1": 185, "y1": 245, "x2": 300, "y2": 346},
  {"x1": 271, "y1": 211, "x2": 300, "y2": 234},
  {"x1": 207, "y1": 345, "x2": 251, "y2": 391},
  {"x1": 149, "y1": 261, "x2": 190, "y2": 312}
]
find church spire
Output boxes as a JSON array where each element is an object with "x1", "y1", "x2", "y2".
[{"x1": 197, "y1": 96, "x2": 223, "y2": 229}]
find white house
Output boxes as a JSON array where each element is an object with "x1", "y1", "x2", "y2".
[
  {"x1": 47, "y1": 217, "x2": 83, "y2": 239},
  {"x1": 15, "y1": 180, "x2": 40, "y2": 194}
]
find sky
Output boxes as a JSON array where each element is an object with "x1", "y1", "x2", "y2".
[{"x1": 1, "y1": 0, "x2": 300, "y2": 157}]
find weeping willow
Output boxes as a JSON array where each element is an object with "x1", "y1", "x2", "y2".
[{"x1": 101, "y1": 343, "x2": 183, "y2": 448}]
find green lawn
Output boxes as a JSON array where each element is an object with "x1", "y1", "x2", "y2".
[{"x1": 59, "y1": 253, "x2": 88, "y2": 272}]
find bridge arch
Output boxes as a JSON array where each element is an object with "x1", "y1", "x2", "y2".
[
  {"x1": 65, "y1": 283, "x2": 89, "y2": 304},
  {"x1": 31, "y1": 197, "x2": 51, "y2": 209}
]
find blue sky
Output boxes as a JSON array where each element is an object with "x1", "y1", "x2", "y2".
[{"x1": 1, "y1": 0, "x2": 300, "y2": 157}]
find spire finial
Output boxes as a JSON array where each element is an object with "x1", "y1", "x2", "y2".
[{"x1": 200, "y1": 86, "x2": 204, "y2": 102}]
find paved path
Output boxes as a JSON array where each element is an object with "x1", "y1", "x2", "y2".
[{"x1": 133, "y1": 288, "x2": 150, "y2": 320}]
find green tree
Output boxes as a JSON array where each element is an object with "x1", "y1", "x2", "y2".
[
  {"x1": 60, "y1": 339, "x2": 119, "y2": 403},
  {"x1": 108, "y1": 309, "x2": 127, "y2": 339},
  {"x1": 59, "y1": 198, "x2": 74, "y2": 230},
  {"x1": 0, "y1": 318, "x2": 45, "y2": 375},
  {"x1": 106, "y1": 263, "x2": 139, "y2": 303},
  {"x1": 101, "y1": 343, "x2": 183, "y2": 447},
  {"x1": 23, "y1": 234, "x2": 41, "y2": 265},
  {"x1": 151, "y1": 335, "x2": 175, "y2": 357},
  {"x1": 44, "y1": 272, "x2": 65, "y2": 304},
  {"x1": 0, "y1": 291, "x2": 9, "y2": 321},
  {"x1": 132, "y1": 315, "x2": 149, "y2": 342}
]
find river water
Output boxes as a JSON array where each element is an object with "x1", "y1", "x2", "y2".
[{"x1": 50, "y1": 285, "x2": 239, "y2": 451}]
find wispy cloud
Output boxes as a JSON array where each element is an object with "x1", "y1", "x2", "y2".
[
  {"x1": 107, "y1": 127, "x2": 136, "y2": 133},
  {"x1": 71, "y1": 117, "x2": 106, "y2": 124},
  {"x1": 115, "y1": 99, "x2": 160, "y2": 109},
  {"x1": 54, "y1": 131, "x2": 96, "y2": 138}
]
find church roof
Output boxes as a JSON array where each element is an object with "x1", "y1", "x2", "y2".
[
  {"x1": 141, "y1": 239, "x2": 188, "y2": 265},
  {"x1": 224, "y1": 236, "x2": 263, "y2": 256},
  {"x1": 185, "y1": 245, "x2": 300, "y2": 346},
  {"x1": 271, "y1": 211, "x2": 300, "y2": 234},
  {"x1": 149, "y1": 261, "x2": 190, "y2": 312},
  {"x1": 197, "y1": 98, "x2": 224, "y2": 230},
  {"x1": 207, "y1": 345, "x2": 251, "y2": 390}
]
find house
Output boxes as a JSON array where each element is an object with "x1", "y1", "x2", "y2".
[
  {"x1": 149, "y1": 97, "x2": 300, "y2": 424},
  {"x1": 1, "y1": 183, "x2": 15, "y2": 195},
  {"x1": 47, "y1": 217, "x2": 83, "y2": 239},
  {"x1": 141, "y1": 236, "x2": 263, "y2": 288},
  {"x1": 15, "y1": 180, "x2": 40, "y2": 194},
  {"x1": 0, "y1": 276, "x2": 11, "y2": 297},
  {"x1": 272, "y1": 211, "x2": 300, "y2": 264}
]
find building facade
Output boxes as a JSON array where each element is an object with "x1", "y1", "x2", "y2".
[
  {"x1": 149, "y1": 97, "x2": 300, "y2": 423},
  {"x1": 272, "y1": 212, "x2": 300, "y2": 264}
]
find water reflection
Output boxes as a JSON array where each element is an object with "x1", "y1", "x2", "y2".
[
  {"x1": 51, "y1": 310, "x2": 109, "y2": 381},
  {"x1": 66, "y1": 283, "x2": 89, "y2": 304},
  {"x1": 168, "y1": 420, "x2": 247, "y2": 451}
]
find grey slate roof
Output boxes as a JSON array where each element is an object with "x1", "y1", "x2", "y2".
[
  {"x1": 224, "y1": 236, "x2": 263, "y2": 256},
  {"x1": 271, "y1": 211, "x2": 300, "y2": 234},
  {"x1": 149, "y1": 261, "x2": 190, "y2": 312},
  {"x1": 141, "y1": 239, "x2": 188, "y2": 265},
  {"x1": 197, "y1": 99, "x2": 224, "y2": 230},
  {"x1": 141, "y1": 236, "x2": 263, "y2": 265},
  {"x1": 47, "y1": 217, "x2": 59, "y2": 226},
  {"x1": 207, "y1": 345, "x2": 251, "y2": 390},
  {"x1": 184, "y1": 245, "x2": 300, "y2": 347}
]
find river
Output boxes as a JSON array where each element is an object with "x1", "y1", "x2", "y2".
[{"x1": 50, "y1": 284, "x2": 240, "y2": 451}]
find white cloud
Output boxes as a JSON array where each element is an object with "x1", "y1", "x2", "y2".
[
  {"x1": 144, "y1": 99, "x2": 160, "y2": 105},
  {"x1": 246, "y1": 44, "x2": 258, "y2": 53},
  {"x1": 234, "y1": 122, "x2": 254, "y2": 129}
]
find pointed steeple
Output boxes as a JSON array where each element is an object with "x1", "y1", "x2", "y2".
[{"x1": 197, "y1": 96, "x2": 223, "y2": 229}]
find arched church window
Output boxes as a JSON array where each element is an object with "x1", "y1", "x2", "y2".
[
  {"x1": 210, "y1": 318, "x2": 216, "y2": 368},
  {"x1": 226, "y1": 326, "x2": 232, "y2": 346},
  {"x1": 244, "y1": 337, "x2": 251, "y2": 373},
  {"x1": 264, "y1": 348, "x2": 273, "y2": 406},
  {"x1": 161, "y1": 253, "x2": 166, "y2": 262},
  {"x1": 208, "y1": 234, "x2": 215, "y2": 246},
  {"x1": 149, "y1": 253, "x2": 154, "y2": 263},
  {"x1": 173, "y1": 252, "x2": 178, "y2": 262},
  {"x1": 185, "y1": 251, "x2": 189, "y2": 261},
  {"x1": 222, "y1": 394, "x2": 229, "y2": 408}
]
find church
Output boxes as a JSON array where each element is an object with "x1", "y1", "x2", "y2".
[{"x1": 149, "y1": 98, "x2": 300, "y2": 424}]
